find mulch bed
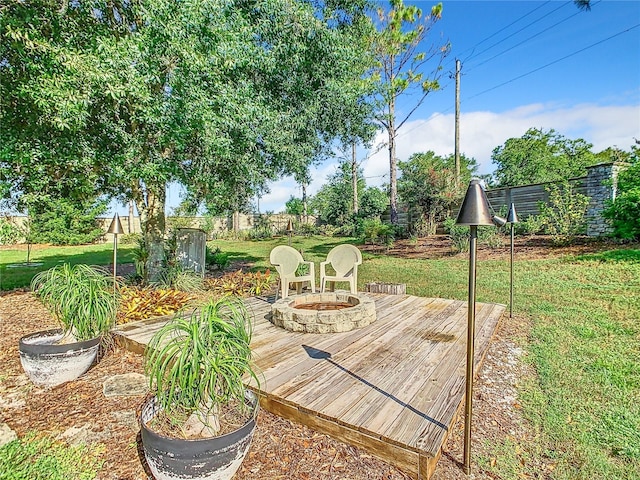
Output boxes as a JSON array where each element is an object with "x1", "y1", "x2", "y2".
[{"x1": 2, "y1": 235, "x2": 633, "y2": 479}]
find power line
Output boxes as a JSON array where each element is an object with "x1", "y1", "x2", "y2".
[
  {"x1": 464, "y1": 1, "x2": 570, "y2": 68},
  {"x1": 467, "y1": 0, "x2": 601, "y2": 72},
  {"x1": 442, "y1": 1, "x2": 554, "y2": 72},
  {"x1": 465, "y1": 22, "x2": 640, "y2": 102},
  {"x1": 394, "y1": 21, "x2": 639, "y2": 141}
]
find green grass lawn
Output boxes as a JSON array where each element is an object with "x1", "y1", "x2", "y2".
[
  {"x1": 2, "y1": 235, "x2": 638, "y2": 479},
  {"x1": 0, "y1": 243, "x2": 135, "y2": 291}
]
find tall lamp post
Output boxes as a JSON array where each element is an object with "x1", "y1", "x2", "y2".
[
  {"x1": 455, "y1": 179, "x2": 503, "y2": 475},
  {"x1": 107, "y1": 213, "x2": 124, "y2": 293},
  {"x1": 507, "y1": 203, "x2": 519, "y2": 318}
]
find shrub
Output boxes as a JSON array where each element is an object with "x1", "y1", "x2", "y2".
[
  {"x1": 25, "y1": 195, "x2": 107, "y2": 245},
  {"x1": 298, "y1": 222, "x2": 319, "y2": 236},
  {"x1": 206, "y1": 246, "x2": 230, "y2": 271},
  {"x1": 118, "y1": 286, "x2": 195, "y2": 324},
  {"x1": 0, "y1": 218, "x2": 20, "y2": 245},
  {"x1": 514, "y1": 214, "x2": 546, "y2": 236},
  {"x1": 154, "y1": 266, "x2": 204, "y2": 292},
  {"x1": 538, "y1": 181, "x2": 589, "y2": 245},
  {"x1": 360, "y1": 219, "x2": 395, "y2": 247},
  {"x1": 603, "y1": 162, "x2": 640, "y2": 240},
  {"x1": 205, "y1": 270, "x2": 274, "y2": 297},
  {"x1": 249, "y1": 214, "x2": 273, "y2": 240},
  {"x1": 119, "y1": 233, "x2": 142, "y2": 245},
  {"x1": 443, "y1": 218, "x2": 504, "y2": 253}
]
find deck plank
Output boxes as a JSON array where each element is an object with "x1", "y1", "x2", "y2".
[{"x1": 114, "y1": 292, "x2": 504, "y2": 479}]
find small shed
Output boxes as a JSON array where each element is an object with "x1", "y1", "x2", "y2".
[{"x1": 176, "y1": 228, "x2": 207, "y2": 276}]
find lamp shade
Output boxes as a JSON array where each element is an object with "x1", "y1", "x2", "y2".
[
  {"x1": 507, "y1": 203, "x2": 519, "y2": 223},
  {"x1": 107, "y1": 213, "x2": 125, "y2": 234},
  {"x1": 455, "y1": 179, "x2": 494, "y2": 226},
  {"x1": 286, "y1": 219, "x2": 294, "y2": 233}
]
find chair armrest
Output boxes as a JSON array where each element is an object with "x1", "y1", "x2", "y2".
[
  {"x1": 319, "y1": 260, "x2": 329, "y2": 277},
  {"x1": 303, "y1": 260, "x2": 315, "y2": 278}
]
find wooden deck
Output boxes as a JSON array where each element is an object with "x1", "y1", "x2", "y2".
[{"x1": 115, "y1": 293, "x2": 505, "y2": 479}]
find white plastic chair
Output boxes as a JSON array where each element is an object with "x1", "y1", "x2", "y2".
[
  {"x1": 320, "y1": 244, "x2": 362, "y2": 294},
  {"x1": 269, "y1": 246, "x2": 316, "y2": 299}
]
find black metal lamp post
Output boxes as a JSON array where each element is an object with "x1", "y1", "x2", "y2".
[
  {"x1": 107, "y1": 213, "x2": 124, "y2": 292},
  {"x1": 507, "y1": 203, "x2": 519, "y2": 318},
  {"x1": 455, "y1": 179, "x2": 501, "y2": 475},
  {"x1": 286, "y1": 219, "x2": 294, "y2": 247}
]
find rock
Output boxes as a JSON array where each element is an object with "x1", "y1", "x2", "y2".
[
  {"x1": 111, "y1": 411, "x2": 139, "y2": 432},
  {"x1": 0, "y1": 423, "x2": 17, "y2": 447},
  {"x1": 103, "y1": 373, "x2": 148, "y2": 398},
  {"x1": 57, "y1": 424, "x2": 111, "y2": 445}
]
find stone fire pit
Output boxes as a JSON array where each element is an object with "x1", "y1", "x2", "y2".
[{"x1": 271, "y1": 292, "x2": 377, "y2": 333}]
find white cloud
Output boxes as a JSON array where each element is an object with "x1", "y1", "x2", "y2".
[{"x1": 258, "y1": 102, "x2": 639, "y2": 212}]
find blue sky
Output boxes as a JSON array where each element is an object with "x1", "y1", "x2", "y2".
[{"x1": 255, "y1": 0, "x2": 640, "y2": 214}]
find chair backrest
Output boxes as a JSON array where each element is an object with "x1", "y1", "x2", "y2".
[
  {"x1": 269, "y1": 245, "x2": 303, "y2": 276},
  {"x1": 327, "y1": 244, "x2": 362, "y2": 276}
]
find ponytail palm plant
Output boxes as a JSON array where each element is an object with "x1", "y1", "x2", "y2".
[
  {"x1": 144, "y1": 296, "x2": 259, "y2": 436},
  {"x1": 30, "y1": 263, "x2": 119, "y2": 341}
]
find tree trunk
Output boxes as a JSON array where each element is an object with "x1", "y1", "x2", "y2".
[
  {"x1": 302, "y1": 183, "x2": 308, "y2": 222},
  {"x1": 352, "y1": 142, "x2": 358, "y2": 215},
  {"x1": 128, "y1": 200, "x2": 135, "y2": 233},
  {"x1": 232, "y1": 211, "x2": 240, "y2": 233},
  {"x1": 388, "y1": 113, "x2": 398, "y2": 225},
  {"x1": 131, "y1": 180, "x2": 166, "y2": 282}
]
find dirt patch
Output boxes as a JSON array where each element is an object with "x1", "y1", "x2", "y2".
[{"x1": 363, "y1": 234, "x2": 636, "y2": 261}]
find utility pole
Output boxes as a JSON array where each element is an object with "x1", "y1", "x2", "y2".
[{"x1": 455, "y1": 59, "x2": 461, "y2": 189}]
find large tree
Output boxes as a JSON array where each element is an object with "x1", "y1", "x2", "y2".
[
  {"x1": 309, "y1": 161, "x2": 387, "y2": 228},
  {"x1": 370, "y1": 0, "x2": 449, "y2": 224},
  {"x1": 491, "y1": 128, "x2": 599, "y2": 187},
  {"x1": 398, "y1": 151, "x2": 478, "y2": 234},
  {"x1": 1, "y1": 0, "x2": 374, "y2": 269}
]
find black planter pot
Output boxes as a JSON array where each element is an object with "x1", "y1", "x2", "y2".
[
  {"x1": 140, "y1": 391, "x2": 258, "y2": 480},
  {"x1": 19, "y1": 329, "x2": 100, "y2": 387}
]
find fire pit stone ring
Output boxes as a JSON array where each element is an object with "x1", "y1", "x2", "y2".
[{"x1": 270, "y1": 292, "x2": 377, "y2": 333}]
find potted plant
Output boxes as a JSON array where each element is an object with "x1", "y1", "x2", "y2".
[
  {"x1": 20, "y1": 263, "x2": 119, "y2": 387},
  {"x1": 140, "y1": 296, "x2": 260, "y2": 480}
]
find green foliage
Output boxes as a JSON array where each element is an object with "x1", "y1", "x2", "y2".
[
  {"x1": 206, "y1": 246, "x2": 230, "y2": 271},
  {"x1": 153, "y1": 267, "x2": 203, "y2": 293},
  {"x1": 514, "y1": 214, "x2": 546, "y2": 236},
  {"x1": 119, "y1": 233, "x2": 142, "y2": 245},
  {"x1": 443, "y1": 218, "x2": 504, "y2": 252},
  {"x1": 491, "y1": 128, "x2": 599, "y2": 187},
  {"x1": 118, "y1": 286, "x2": 195, "y2": 324},
  {"x1": 0, "y1": 217, "x2": 20, "y2": 245},
  {"x1": 310, "y1": 161, "x2": 387, "y2": 233},
  {"x1": 145, "y1": 297, "x2": 259, "y2": 423},
  {"x1": 297, "y1": 222, "x2": 320, "y2": 236},
  {"x1": 360, "y1": 219, "x2": 395, "y2": 247},
  {"x1": 0, "y1": 434, "x2": 103, "y2": 480},
  {"x1": 538, "y1": 181, "x2": 589, "y2": 244},
  {"x1": 25, "y1": 195, "x2": 107, "y2": 246},
  {"x1": 398, "y1": 151, "x2": 478, "y2": 235},
  {"x1": 1, "y1": 0, "x2": 375, "y2": 246},
  {"x1": 205, "y1": 269, "x2": 274, "y2": 297},
  {"x1": 603, "y1": 161, "x2": 640, "y2": 240},
  {"x1": 31, "y1": 264, "x2": 119, "y2": 340},
  {"x1": 130, "y1": 235, "x2": 150, "y2": 285},
  {"x1": 285, "y1": 197, "x2": 304, "y2": 216},
  {"x1": 249, "y1": 214, "x2": 274, "y2": 241}
]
